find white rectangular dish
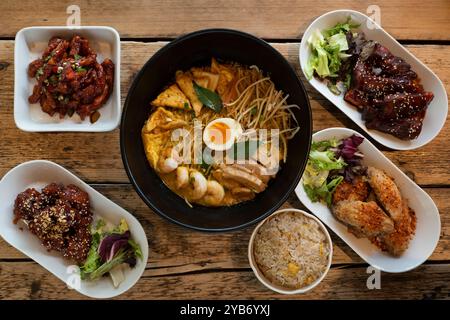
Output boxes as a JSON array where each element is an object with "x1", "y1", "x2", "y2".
[
  {"x1": 0, "y1": 160, "x2": 148, "y2": 298},
  {"x1": 295, "y1": 127, "x2": 441, "y2": 272},
  {"x1": 14, "y1": 26, "x2": 121, "y2": 132},
  {"x1": 299, "y1": 10, "x2": 448, "y2": 150}
]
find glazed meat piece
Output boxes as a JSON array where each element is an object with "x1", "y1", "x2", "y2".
[
  {"x1": 332, "y1": 177, "x2": 370, "y2": 205},
  {"x1": 350, "y1": 60, "x2": 422, "y2": 98},
  {"x1": 13, "y1": 183, "x2": 93, "y2": 264},
  {"x1": 344, "y1": 42, "x2": 434, "y2": 140},
  {"x1": 367, "y1": 167, "x2": 405, "y2": 223},
  {"x1": 14, "y1": 188, "x2": 43, "y2": 222},
  {"x1": 333, "y1": 200, "x2": 394, "y2": 238},
  {"x1": 64, "y1": 226, "x2": 92, "y2": 263},
  {"x1": 27, "y1": 201, "x2": 73, "y2": 251},
  {"x1": 366, "y1": 92, "x2": 433, "y2": 121},
  {"x1": 27, "y1": 35, "x2": 114, "y2": 122},
  {"x1": 28, "y1": 59, "x2": 44, "y2": 78},
  {"x1": 368, "y1": 44, "x2": 416, "y2": 77},
  {"x1": 365, "y1": 109, "x2": 426, "y2": 140}
]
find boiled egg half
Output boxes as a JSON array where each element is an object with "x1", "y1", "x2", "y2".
[{"x1": 203, "y1": 118, "x2": 243, "y2": 151}]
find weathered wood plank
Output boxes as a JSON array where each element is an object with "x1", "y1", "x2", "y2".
[
  {"x1": 0, "y1": 0, "x2": 449, "y2": 41},
  {"x1": 0, "y1": 41, "x2": 449, "y2": 185},
  {"x1": 0, "y1": 261, "x2": 448, "y2": 299},
  {"x1": 1, "y1": 185, "x2": 448, "y2": 265}
]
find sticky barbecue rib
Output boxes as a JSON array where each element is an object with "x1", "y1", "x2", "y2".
[{"x1": 344, "y1": 42, "x2": 433, "y2": 140}]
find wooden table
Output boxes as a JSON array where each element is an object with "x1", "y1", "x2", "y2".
[{"x1": 0, "y1": 0, "x2": 449, "y2": 300}]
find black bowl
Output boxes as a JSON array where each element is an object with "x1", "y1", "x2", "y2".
[{"x1": 120, "y1": 29, "x2": 312, "y2": 232}]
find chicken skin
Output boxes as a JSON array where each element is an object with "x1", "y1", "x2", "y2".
[{"x1": 333, "y1": 200, "x2": 394, "y2": 238}]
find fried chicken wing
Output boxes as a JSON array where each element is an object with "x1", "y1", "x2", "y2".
[
  {"x1": 332, "y1": 177, "x2": 370, "y2": 205},
  {"x1": 13, "y1": 183, "x2": 92, "y2": 263},
  {"x1": 373, "y1": 202, "x2": 416, "y2": 256},
  {"x1": 367, "y1": 167, "x2": 405, "y2": 223},
  {"x1": 332, "y1": 200, "x2": 394, "y2": 238}
]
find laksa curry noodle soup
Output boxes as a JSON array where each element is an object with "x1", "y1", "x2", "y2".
[{"x1": 141, "y1": 58, "x2": 301, "y2": 207}]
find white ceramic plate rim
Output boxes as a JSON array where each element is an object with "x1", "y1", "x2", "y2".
[
  {"x1": 295, "y1": 127, "x2": 441, "y2": 272},
  {"x1": 248, "y1": 208, "x2": 333, "y2": 294},
  {"x1": 0, "y1": 160, "x2": 149, "y2": 298},
  {"x1": 14, "y1": 26, "x2": 121, "y2": 132},
  {"x1": 299, "y1": 9, "x2": 448, "y2": 150}
]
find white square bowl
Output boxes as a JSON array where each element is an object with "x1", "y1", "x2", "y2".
[{"x1": 14, "y1": 26, "x2": 121, "y2": 132}]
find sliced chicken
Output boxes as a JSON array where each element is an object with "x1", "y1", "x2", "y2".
[
  {"x1": 221, "y1": 166, "x2": 267, "y2": 193},
  {"x1": 231, "y1": 187, "x2": 255, "y2": 201},
  {"x1": 230, "y1": 163, "x2": 274, "y2": 184},
  {"x1": 333, "y1": 200, "x2": 394, "y2": 238},
  {"x1": 212, "y1": 170, "x2": 241, "y2": 190},
  {"x1": 367, "y1": 167, "x2": 405, "y2": 223}
]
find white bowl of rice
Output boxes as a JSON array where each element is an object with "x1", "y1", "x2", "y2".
[{"x1": 248, "y1": 208, "x2": 333, "y2": 294}]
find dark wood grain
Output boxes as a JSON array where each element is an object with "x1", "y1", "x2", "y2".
[
  {"x1": 0, "y1": 0, "x2": 449, "y2": 41},
  {"x1": 0, "y1": 6, "x2": 449, "y2": 298},
  {"x1": 0, "y1": 41, "x2": 449, "y2": 185},
  {"x1": 1, "y1": 185, "x2": 448, "y2": 265},
  {"x1": 0, "y1": 261, "x2": 449, "y2": 299}
]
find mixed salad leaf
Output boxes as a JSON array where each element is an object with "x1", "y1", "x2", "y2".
[
  {"x1": 305, "y1": 17, "x2": 360, "y2": 94},
  {"x1": 80, "y1": 218, "x2": 142, "y2": 287},
  {"x1": 302, "y1": 135, "x2": 365, "y2": 206}
]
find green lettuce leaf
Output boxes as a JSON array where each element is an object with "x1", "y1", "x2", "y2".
[{"x1": 305, "y1": 17, "x2": 358, "y2": 85}]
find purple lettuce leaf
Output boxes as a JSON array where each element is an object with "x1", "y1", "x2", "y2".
[
  {"x1": 98, "y1": 231, "x2": 130, "y2": 263},
  {"x1": 333, "y1": 135, "x2": 366, "y2": 182}
]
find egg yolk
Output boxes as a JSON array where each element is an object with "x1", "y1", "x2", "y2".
[{"x1": 209, "y1": 122, "x2": 231, "y2": 145}]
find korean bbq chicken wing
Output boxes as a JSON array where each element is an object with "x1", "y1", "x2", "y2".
[{"x1": 13, "y1": 183, "x2": 93, "y2": 263}]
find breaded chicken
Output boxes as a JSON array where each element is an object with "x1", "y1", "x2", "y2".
[
  {"x1": 375, "y1": 202, "x2": 416, "y2": 256},
  {"x1": 367, "y1": 167, "x2": 405, "y2": 223},
  {"x1": 332, "y1": 177, "x2": 370, "y2": 205},
  {"x1": 332, "y1": 200, "x2": 394, "y2": 238}
]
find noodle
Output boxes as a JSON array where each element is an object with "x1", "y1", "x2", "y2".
[
  {"x1": 221, "y1": 66, "x2": 300, "y2": 162},
  {"x1": 142, "y1": 59, "x2": 301, "y2": 207}
]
